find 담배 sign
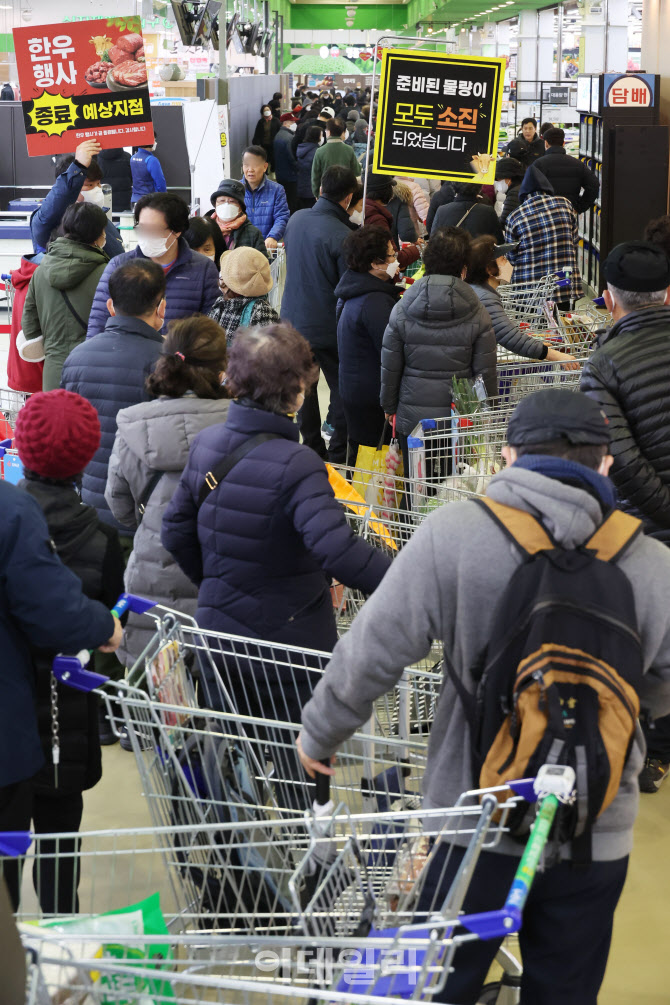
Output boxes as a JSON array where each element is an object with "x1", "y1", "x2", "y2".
[
  {"x1": 373, "y1": 49, "x2": 505, "y2": 184},
  {"x1": 13, "y1": 16, "x2": 154, "y2": 156}
]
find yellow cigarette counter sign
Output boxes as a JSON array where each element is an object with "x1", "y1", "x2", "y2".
[{"x1": 373, "y1": 49, "x2": 505, "y2": 184}]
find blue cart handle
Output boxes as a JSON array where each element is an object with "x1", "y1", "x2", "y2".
[
  {"x1": 458, "y1": 766, "x2": 576, "y2": 940},
  {"x1": 51, "y1": 593, "x2": 156, "y2": 692}
]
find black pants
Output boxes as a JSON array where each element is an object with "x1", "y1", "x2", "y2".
[
  {"x1": 415, "y1": 843, "x2": 628, "y2": 1004},
  {"x1": 279, "y1": 180, "x2": 298, "y2": 214},
  {"x1": 297, "y1": 196, "x2": 316, "y2": 210},
  {"x1": 298, "y1": 345, "x2": 348, "y2": 464},
  {"x1": 0, "y1": 780, "x2": 84, "y2": 913},
  {"x1": 643, "y1": 712, "x2": 670, "y2": 761}
]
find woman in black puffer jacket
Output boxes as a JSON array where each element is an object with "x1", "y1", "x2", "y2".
[{"x1": 380, "y1": 227, "x2": 497, "y2": 440}]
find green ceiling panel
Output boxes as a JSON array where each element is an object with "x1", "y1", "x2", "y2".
[
  {"x1": 290, "y1": 5, "x2": 409, "y2": 31},
  {"x1": 406, "y1": 0, "x2": 555, "y2": 28}
]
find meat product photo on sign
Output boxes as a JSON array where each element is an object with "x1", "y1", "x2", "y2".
[
  {"x1": 108, "y1": 45, "x2": 130, "y2": 65},
  {"x1": 112, "y1": 60, "x2": 148, "y2": 87},
  {"x1": 116, "y1": 33, "x2": 143, "y2": 53}
]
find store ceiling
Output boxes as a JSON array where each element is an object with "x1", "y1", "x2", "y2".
[{"x1": 427, "y1": 0, "x2": 559, "y2": 25}]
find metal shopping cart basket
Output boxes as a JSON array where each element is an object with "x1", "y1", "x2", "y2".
[
  {"x1": 268, "y1": 245, "x2": 286, "y2": 314},
  {"x1": 0, "y1": 271, "x2": 14, "y2": 329},
  {"x1": 498, "y1": 272, "x2": 572, "y2": 330},
  {"x1": 10, "y1": 764, "x2": 575, "y2": 1002}
]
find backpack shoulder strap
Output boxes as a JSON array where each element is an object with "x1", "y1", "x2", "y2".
[
  {"x1": 584, "y1": 509, "x2": 642, "y2": 563},
  {"x1": 476, "y1": 497, "x2": 557, "y2": 556}
]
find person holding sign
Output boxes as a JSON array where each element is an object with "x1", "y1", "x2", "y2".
[{"x1": 31, "y1": 139, "x2": 124, "y2": 260}]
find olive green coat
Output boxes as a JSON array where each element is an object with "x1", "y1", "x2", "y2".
[{"x1": 22, "y1": 237, "x2": 109, "y2": 391}]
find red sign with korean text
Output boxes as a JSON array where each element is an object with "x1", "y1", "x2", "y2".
[{"x1": 13, "y1": 16, "x2": 154, "y2": 156}]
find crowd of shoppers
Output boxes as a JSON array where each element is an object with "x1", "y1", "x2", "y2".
[{"x1": 5, "y1": 85, "x2": 670, "y2": 1005}]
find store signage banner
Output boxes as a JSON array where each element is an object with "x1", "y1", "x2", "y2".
[
  {"x1": 13, "y1": 16, "x2": 154, "y2": 156},
  {"x1": 373, "y1": 49, "x2": 505, "y2": 183},
  {"x1": 603, "y1": 73, "x2": 655, "y2": 108}
]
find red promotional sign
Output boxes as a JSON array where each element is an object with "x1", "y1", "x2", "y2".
[{"x1": 13, "y1": 15, "x2": 154, "y2": 156}]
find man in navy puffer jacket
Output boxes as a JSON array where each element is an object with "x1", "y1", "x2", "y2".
[
  {"x1": 86, "y1": 193, "x2": 219, "y2": 338},
  {"x1": 61, "y1": 261, "x2": 166, "y2": 534}
]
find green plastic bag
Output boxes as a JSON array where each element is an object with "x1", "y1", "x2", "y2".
[{"x1": 41, "y1": 892, "x2": 174, "y2": 1004}]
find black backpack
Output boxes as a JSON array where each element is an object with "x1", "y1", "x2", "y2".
[{"x1": 448, "y1": 497, "x2": 644, "y2": 854}]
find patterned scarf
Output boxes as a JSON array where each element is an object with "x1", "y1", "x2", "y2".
[{"x1": 209, "y1": 294, "x2": 279, "y2": 345}]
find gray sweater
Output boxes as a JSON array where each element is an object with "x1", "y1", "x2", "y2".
[
  {"x1": 470, "y1": 282, "x2": 548, "y2": 360},
  {"x1": 301, "y1": 465, "x2": 670, "y2": 861}
]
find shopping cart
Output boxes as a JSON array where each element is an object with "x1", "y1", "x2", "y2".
[
  {"x1": 9, "y1": 764, "x2": 575, "y2": 1002},
  {"x1": 0, "y1": 271, "x2": 14, "y2": 329},
  {"x1": 0, "y1": 386, "x2": 29, "y2": 429},
  {"x1": 498, "y1": 273, "x2": 572, "y2": 330},
  {"x1": 268, "y1": 245, "x2": 286, "y2": 314}
]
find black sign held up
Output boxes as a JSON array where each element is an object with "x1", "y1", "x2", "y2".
[{"x1": 373, "y1": 49, "x2": 505, "y2": 183}]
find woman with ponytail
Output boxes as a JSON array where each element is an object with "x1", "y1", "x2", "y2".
[{"x1": 105, "y1": 315, "x2": 230, "y2": 674}]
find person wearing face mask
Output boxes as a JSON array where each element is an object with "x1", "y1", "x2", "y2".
[
  {"x1": 346, "y1": 184, "x2": 364, "y2": 228},
  {"x1": 273, "y1": 113, "x2": 300, "y2": 214},
  {"x1": 252, "y1": 104, "x2": 281, "y2": 170},
  {"x1": 207, "y1": 181, "x2": 268, "y2": 258},
  {"x1": 364, "y1": 170, "x2": 421, "y2": 271},
  {"x1": 466, "y1": 235, "x2": 578, "y2": 369},
  {"x1": 105, "y1": 317, "x2": 231, "y2": 672},
  {"x1": 335, "y1": 226, "x2": 403, "y2": 464},
  {"x1": 381, "y1": 227, "x2": 497, "y2": 474},
  {"x1": 85, "y1": 192, "x2": 220, "y2": 339},
  {"x1": 208, "y1": 246, "x2": 279, "y2": 345},
  {"x1": 20, "y1": 203, "x2": 110, "y2": 391},
  {"x1": 130, "y1": 134, "x2": 167, "y2": 204},
  {"x1": 31, "y1": 140, "x2": 124, "y2": 260},
  {"x1": 282, "y1": 165, "x2": 360, "y2": 463},
  {"x1": 184, "y1": 215, "x2": 225, "y2": 269},
  {"x1": 62, "y1": 260, "x2": 168, "y2": 539},
  {"x1": 223, "y1": 145, "x2": 290, "y2": 250},
  {"x1": 494, "y1": 156, "x2": 526, "y2": 227}
]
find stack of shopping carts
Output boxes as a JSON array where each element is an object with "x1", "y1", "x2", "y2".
[{"x1": 268, "y1": 246, "x2": 287, "y2": 314}]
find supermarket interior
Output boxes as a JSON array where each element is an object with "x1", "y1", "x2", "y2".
[{"x1": 0, "y1": 0, "x2": 670, "y2": 1003}]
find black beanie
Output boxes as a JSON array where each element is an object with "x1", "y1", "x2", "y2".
[{"x1": 604, "y1": 241, "x2": 670, "y2": 292}]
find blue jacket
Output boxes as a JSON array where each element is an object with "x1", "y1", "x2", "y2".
[
  {"x1": 273, "y1": 126, "x2": 298, "y2": 185},
  {"x1": 85, "y1": 238, "x2": 220, "y2": 339},
  {"x1": 130, "y1": 147, "x2": 167, "y2": 202},
  {"x1": 296, "y1": 141, "x2": 318, "y2": 200},
  {"x1": 335, "y1": 269, "x2": 401, "y2": 446},
  {"x1": 282, "y1": 197, "x2": 351, "y2": 349},
  {"x1": 61, "y1": 315, "x2": 163, "y2": 530},
  {"x1": 31, "y1": 160, "x2": 125, "y2": 260},
  {"x1": 0, "y1": 480, "x2": 114, "y2": 786},
  {"x1": 162, "y1": 399, "x2": 391, "y2": 653},
  {"x1": 220, "y1": 175, "x2": 290, "y2": 241}
]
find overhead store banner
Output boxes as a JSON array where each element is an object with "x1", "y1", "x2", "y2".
[
  {"x1": 373, "y1": 49, "x2": 505, "y2": 184},
  {"x1": 13, "y1": 16, "x2": 153, "y2": 156}
]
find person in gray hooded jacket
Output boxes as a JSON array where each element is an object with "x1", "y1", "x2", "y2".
[
  {"x1": 380, "y1": 227, "x2": 496, "y2": 439},
  {"x1": 298, "y1": 389, "x2": 670, "y2": 1005},
  {"x1": 105, "y1": 315, "x2": 230, "y2": 668}
]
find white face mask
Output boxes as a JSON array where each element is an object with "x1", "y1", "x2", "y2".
[
  {"x1": 386, "y1": 260, "x2": 400, "y2": 278},
  {"x1": 202, "y1": 251, "x2": 216, "y2": 260},
  {"x1": 349, "y1": 209, "x2": 363, "y2": 226},
  {"x1": 81, "y1": 185, "x2": 105, "y2": 207},
  {"x1": 216, "y1": 203, "x2": 240, "y2": 222},
  {"x1": 494, "y1": 180, "x2": 509, "y2": 195},
  {"x1": 287, "y1": 121, "x2": 297, "y2": 132},
  {"x1": 138, "y1": 232, "x2": 175, "y2": 260},
  {"x1": 497, "y1": 258, "x2": 513, "y2": 284},
  {"x1": 263, "y1": 110, "x2": 272, "y2": 119}
]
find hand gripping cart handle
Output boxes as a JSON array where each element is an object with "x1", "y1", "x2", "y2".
[{"x1": 51, "y1": 593, "x2": 156, "y2": 692}]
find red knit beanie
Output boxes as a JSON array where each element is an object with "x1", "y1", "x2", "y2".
[{"x1": 14, "y1": 390, "x2": 101, "y2": 479}]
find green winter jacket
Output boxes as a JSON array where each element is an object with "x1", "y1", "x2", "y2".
[
  {"x1": 22, "y1": 237, "x2": 109, "y2": 391},
  {"x1": 311, "y1": 138, "x2": 361, "y2": 199}
]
